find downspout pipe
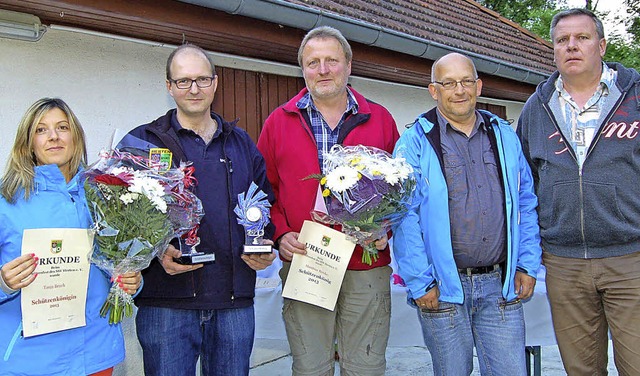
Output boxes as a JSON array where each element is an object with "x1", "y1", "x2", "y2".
[{"x1": 179, "y1": 0, "x2": 550, "y2": 84}]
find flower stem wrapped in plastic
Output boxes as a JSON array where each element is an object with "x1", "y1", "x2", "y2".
[
  {"x1": 83, "y1": 149, "x2": 204, "y2": 324},
  {"x1": 309, "y1": 145, "x2": 416, "y2": 265}
]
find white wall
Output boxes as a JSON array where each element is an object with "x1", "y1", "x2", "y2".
[
  {"x1": 0, "y1": 26, "x2": 525, "y2": 169},
  {"x1": 0, "y1": 26, "x2": 526, "y2": 375},
  {"x1": 0, "y1": 27, "x2": 176, "y2": 166}
]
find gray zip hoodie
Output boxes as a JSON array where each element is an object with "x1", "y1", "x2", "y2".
[{"x1": 517, "y1": 62, "x2": 640, "y2": 259}]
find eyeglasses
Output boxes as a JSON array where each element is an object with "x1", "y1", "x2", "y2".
[
  {"x1": 432, "y1": 79, "x2": 478, "y2": 90},
  {"x1": 169, "y1": 76, "x2": 215, "y2": 89}
]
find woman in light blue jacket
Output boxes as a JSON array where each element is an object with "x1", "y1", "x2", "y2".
[{"x1": 0, "y1": 98, "x2": 141, "y2": 376}]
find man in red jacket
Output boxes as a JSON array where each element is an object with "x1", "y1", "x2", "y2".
[{"x1": 257, "y1": 26, "x2": 399, "y2": 375}]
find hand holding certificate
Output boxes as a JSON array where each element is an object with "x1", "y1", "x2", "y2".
[
  {"x1": 282, "y1": 221, "x2": 355, "y2": 311},
  {"x1": 20, "y1": 228, "x2": 92, "y2": 337}
]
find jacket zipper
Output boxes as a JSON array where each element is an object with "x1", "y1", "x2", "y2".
[
  {"x1": 221, "y1": 134, "x2": 236, "y2": 305},
  {"x1": 3, "y1": 323, "x2": 22, "y2": 361},
  {"x1": 491, "y1": 123, "x2": 515, "y2": 296},
  {"x1": 542, "y1": 104, "x2": 588, "y2": 257},
  {"x1": 542, "y1": 91, "x2": 626, "y2": 258}
]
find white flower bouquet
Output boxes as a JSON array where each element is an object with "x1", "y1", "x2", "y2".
[
  {"x1": 83, "y1": 149, "x2": 203, "y2": 323},
  {"x1": 309, "y1": 145, "x2": 416, "y2": 265}
]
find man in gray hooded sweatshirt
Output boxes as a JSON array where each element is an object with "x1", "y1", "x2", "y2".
[{"x1": 517, "y1": 8, "x2": 640, "y2": 376}]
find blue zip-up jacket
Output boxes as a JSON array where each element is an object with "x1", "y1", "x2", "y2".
[
  {"x1": 517, "y1": 62, "x2": 640, "y2": 259},
  {"x1": 392, "y1": 109, "x2": 541, "y2": 303},
  {"x1": 122, "y1": 109, "x2": 274, "y2": 309},
  {"x1": 0, "y1": 165, "x2": 125, "y2": 375}
]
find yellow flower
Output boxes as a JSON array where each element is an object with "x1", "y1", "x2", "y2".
[{"x1": 322, "y1": 188, "x2": 331, "y2": 197}]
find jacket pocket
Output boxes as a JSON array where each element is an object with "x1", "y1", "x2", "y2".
[
  {"x1": 443, "y1": 154, "x2": 467, "y2": 200},
  {"x1": 581, "y1": 180, "x2": 635, "y2": 245},
  {"x1": 537, "y1": 180, "x2": 583, "y2": 245},
  {"x1": 482, "y1": 150, "x2": 502, "y2": 194},
  {"x1": 541, "y1": 179, "x2": 636, "y2": 247}
]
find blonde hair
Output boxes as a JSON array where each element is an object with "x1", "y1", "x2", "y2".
[{"x1": 1, "y1": 98, "x2": 87, "y2": 203}]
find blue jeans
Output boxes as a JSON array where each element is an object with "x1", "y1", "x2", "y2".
[
  {"x1": 416, "y1": 269, "x2": 526, "y2": 376},
  {"x1": 136, "y1": 305, "x2": 255, "y2": 376}
]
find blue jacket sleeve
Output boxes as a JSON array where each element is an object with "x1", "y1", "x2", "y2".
[
  {"x1": 515, "y1": 139, "x2": 542, "y2": 277},
  {"x1": 0, "y1": 267, "x2": 19, "y2": 303},
  {"x1": 392, "y1": 130, "x2": 436, "y2": 300}
]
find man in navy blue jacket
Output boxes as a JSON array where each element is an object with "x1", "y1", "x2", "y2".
[
  {"x1": 121, "y1": 44, "x2": 275, "y2": 376},
  {"x1": 518, "y1": 8, "x2": 640, "y2": 375}
]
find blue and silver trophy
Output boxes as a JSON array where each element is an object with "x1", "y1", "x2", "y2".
[{"x1": 234, "y1": 182, "x2": 272, "y2": 254}]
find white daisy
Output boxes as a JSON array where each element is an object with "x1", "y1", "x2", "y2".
[
  {"x1": 119, "y1": 192, "x2": 139, "y2": 205},
  {"x1": 325, "y1": 165, "x2": 360, "y2": 193}
]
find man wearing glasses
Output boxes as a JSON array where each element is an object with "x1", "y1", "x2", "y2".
[
  {"x1": 119, "y1": 44, "x2": 275, "y2": 376},
  {"x1": 392, "y1": 52, "x2": 541, "y2": 375}
]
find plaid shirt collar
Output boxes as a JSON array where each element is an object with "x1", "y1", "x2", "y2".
[
  {"x1": 296, "y1": 87, "x2": 359, "y2": 114},
  {"x1": 296, "y1": 87, "x2": 358, "y2": 172},
  {"x1": 555, "y1": 62, "x2": 616, "y2": 111}
]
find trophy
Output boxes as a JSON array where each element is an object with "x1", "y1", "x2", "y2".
[
  {"x1": 234, "y1": 182, "x2": 272, "y2": 254},
  {"x1": 174, "y1": 226, "x2": 215, "y2": 264}
]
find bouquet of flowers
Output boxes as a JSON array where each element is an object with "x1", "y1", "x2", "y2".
[
  {"x1": 83, "y1": 149, "x2": 204, "y2": 324},
  {"x1": 309, "y1": 145, "x2": 416, "y2": 265}
]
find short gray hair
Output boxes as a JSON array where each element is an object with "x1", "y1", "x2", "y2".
[
  {"x1": 297, "y1": 26, "x2": 353, "y2": 67},
  {"x1": 550, "y1": 8, "x2": 605, "y2": 41}
]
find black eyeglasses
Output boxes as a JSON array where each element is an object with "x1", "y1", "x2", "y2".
[
  {"x1": 169, "y1": 76, "x2": 215, "y2": 89},
  {"x1": 433, "y1": 79, "x2": 478, "y2": 90}
]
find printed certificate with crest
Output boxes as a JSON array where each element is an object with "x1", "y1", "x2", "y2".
[
  {"x1": 282, "y1": 220, "x2": 355, "y2": 311},
  {"x1": 20, "y1": 228, "x2": 92, "y2": 337}
]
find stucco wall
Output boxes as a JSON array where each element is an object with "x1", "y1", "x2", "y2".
[
  {"x1": 0, "y1": 26, "x2": 525, "y2": 375},
  {"x1": 0, "y1": 26, "x2": 524, "y2": 166}
]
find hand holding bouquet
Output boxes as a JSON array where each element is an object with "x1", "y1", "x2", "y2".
[
  {"x1": 84, "y1": 149, "x2": 204, "y2": 324},
  {"x1": 309, "y1": 145, "x2": 416, "y2": 265}
]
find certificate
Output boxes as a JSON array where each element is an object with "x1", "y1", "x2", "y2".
[
  {"x1": 20, "y1": 228, "x2": 92, "y2": 337},
  {"x1": 282, "y1": 221, "x2": 355, "y2": 311}
]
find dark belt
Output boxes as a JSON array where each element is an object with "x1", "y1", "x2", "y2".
[{"x1": 457, "y1": 264, "x2": 500, "y2": 276}]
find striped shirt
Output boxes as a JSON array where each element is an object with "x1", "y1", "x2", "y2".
[{"x1": 555, "y1": 62, "x2": 617, "y2": 166}]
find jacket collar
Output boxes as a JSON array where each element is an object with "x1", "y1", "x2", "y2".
[
  {"x1": 414, "y1": 108, "x2": 501, "y2": 174},
  {"x1": 33, "y1": 164, "x2": 81, "y2": 193},
  {"x1": 153, "y1": 109, "x2": 239, "y2": 135},
  {"x1": 282, "y1": 87, "x2": 373, "y2": 115},
  {"x1": 536, "y1": 62, "x2": 640, "y2": 110},
  {"x1": 146, "y1": 109, "x2": 239, "y2": 165}
]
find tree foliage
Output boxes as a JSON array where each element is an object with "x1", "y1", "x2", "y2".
[
  {"x1": 478, "y1": 0, "x2": 640, "y2": 71},
  {"x1": 624, "y1": 0, "x2": 640, "y2": 42},
  {"x1": 478, "y1": 0, "x2": 557, "y2": 25}
]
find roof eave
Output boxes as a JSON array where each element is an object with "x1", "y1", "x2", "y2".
[{"x1": 178, "y1": 0, "x2": 551, "y2": 84}]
